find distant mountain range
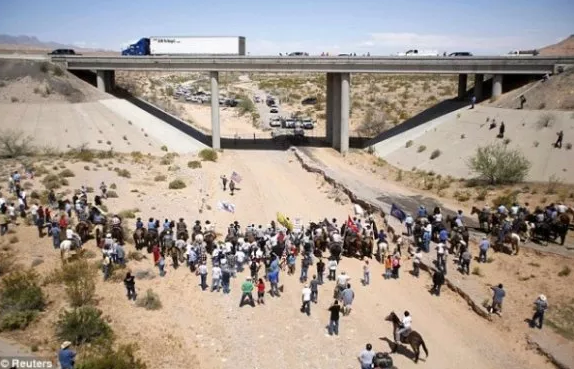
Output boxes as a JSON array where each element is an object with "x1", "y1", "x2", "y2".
[{"x1": 0, "y1": 34, "x2": 110, "y2": 51}]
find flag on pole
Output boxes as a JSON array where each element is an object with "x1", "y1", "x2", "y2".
[
  {"x1": 231, "y1": 171, "x2": 242, "y2": 183},
  {"x1": 346, "y1": 216, "x2": 359, "y2": 233},
  {"x1": 390, "y1": 203, "x2": 407, "y2": 223},
  {"x1": 218, "y1": 201, "x2": 236, "y2": 213}
]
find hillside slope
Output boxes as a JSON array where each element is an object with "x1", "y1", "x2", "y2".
[{"x1": 539, "y1": 35, "x2": 574, "y2": 56}]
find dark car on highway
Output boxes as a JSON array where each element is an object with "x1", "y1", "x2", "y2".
[
  {"x1": 270, "y1": 107, "x2": 279, "y2": 113},
  {"x1": 448, "y1": 52, "x2": 473, "y2": 57},
  {"x1": 48, "y1": 49, "x2": 77, "y2": 55},
  {"x1": 301, "y1": 97, "x2": 317, "y2": 105}
]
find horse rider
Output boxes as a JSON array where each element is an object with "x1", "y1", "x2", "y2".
[
  {"x1": 204, "y1": 220, "x2": 215, "y2": 233},
  {"x1": 162, "y1": 219, "x2": 171, "y2": 231},
  {"x1": 417, "y1": 205, "x2": 427, "y2": 219},
  {"x1": 92, "y1": 209, "x2": 105, "y2": 225},
  {"x1": 498, "y1": 215, "x2": 511, "y2": 243},
  {"x1": 497, "y1": 203, "x2": 508, "y2": 215},
  {"x1": 455, "y1": 210, "x2": 464, "y2": 228},
  {"x1": 66, "y1": 228, "x2": 82, "y2": 249},
  {"x1": 177, "y1": 218, "x2": 188, "y2": 233},
  {"x1": 112, "y1": 214, "x2": 121, "y2": 228},
  {"x1": 147, "y1": 218, "x2": 156, "y2": 231},
  {"x1": 394, "y1": 311, "x2": 412, "y2": 343},
  {"x1": 135, "y1": 217, "x2": 144, "y2": 230}
]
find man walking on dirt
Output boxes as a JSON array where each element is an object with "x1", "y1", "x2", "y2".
[
  {"x1": 531, "y1": 294, "x2": 548, "y2": 329},
  {"x1": 489, "y1": 283, "x2": 506, "y2": 315},
  {"x1": 220, "y1": 175, "x2": 228, "y2": 191},
  {"x1": 555, "y1": 130, "x2": 564, "y2": 148},
  {"x1": 240, "y1": 277, "x2": 255, "y2": 307}
]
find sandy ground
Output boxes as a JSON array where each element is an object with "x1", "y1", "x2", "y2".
[
  {"x1": 0, "y1": 153, "x2": 560, "y2": 369},
  {"x1": 374, "y1": 105, "x2": 574, "y2": 182}
]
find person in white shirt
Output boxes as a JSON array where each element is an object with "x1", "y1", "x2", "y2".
[
  {"x1": 412, "y1": 250, "x2": 422, "y2": 277},
  {"x1": 556, "y1": 203, "x2": 568, "y2": 214},
  {"x1": 328, "y1": 258, "x2": 338, "y2": 280},
  {"x1": 336, "y1": 272, "x2": 350, "y2": 295},
  {"x1": 198, "y1": 262, "x2": 208, "y2": 290},
  {"x1": 301, "y1": 285, "x2": 312, "y2": 316},
  {"x1": 395, "y1": 311, "x2": 412, "y2": 342},
  {"x1": 211, "y1": 265, "x2": 222, "y2": 292},
  {"x1": 510, "y1": 203, "x2": 520, "y2": 216}
]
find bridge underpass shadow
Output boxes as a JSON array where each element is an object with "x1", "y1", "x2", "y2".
[{"x1": 219, "y1": 135, "x2": 368, "y2": 150}]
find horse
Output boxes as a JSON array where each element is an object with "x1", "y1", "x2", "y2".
[
  {"x1": 203, "y1": 231, "x2": 217, "y2": 254},
  {"x1": 133, "y1": 228, "x2": 147, "y2": 251},
  {"x1": 385, "y1": 311, "x2": 428, "y2": 363},
  {"x1": 145, "y1": 229, "x2": 159, "y2": 253},
  {"x1": 471, "y1": 206, "x2": 491, "y2": 233},
  {"x1": 60, "y1": 239, "x2": 79, "y2": 263},
  {"x1": 110, "y1": 225, "x2": 124, "y2": 245},
  {"x1": 93, "y1": 223, "x2": 107, "y2": 247},
  {"x1": 491, "y1": 230, "x2": 520, "y2": 254},
  {"x1": 75, "y1": 221, "x2": 92, "y2": 243}
]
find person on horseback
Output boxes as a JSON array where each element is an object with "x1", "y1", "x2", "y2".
[
  {"x1": 162, "y1": 219, "x2": 170, "y2": 231},
  {"x1": 204, "y1": 220, "x2": 215, "y2": 233},
  {"x1": 177, "y1": 218, "x2": 187, "y2": 232},
  {"x1": 192, "y1": 220, "x2": 202, "y2": 234},
  {"x1": 100, "y1": 181, "x2": 107, "y2": 199},
  {"x1": 498, "y1": 216, "x2": 511, "y2": 244},
  {"x1": 136, "y1": 217, "x2": 144, "y2": 229},
  {"x1": 112, "y1": 214, "x2": 121, "y2": 227},
  {"x1": 148, "y1": 218, "x2": 156, "y2": 230},
  {"x1": 394, "y1": 311, "x2": 412, "y2": 343},
  {"x1": 417, "y1": 205, "x2": 427, "y2": 219}
]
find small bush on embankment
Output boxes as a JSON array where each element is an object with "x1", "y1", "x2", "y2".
[
  {"x1": 0, "y1": 270, "x2": 46, "y2": 331},
  {"x1": 168, "y1": 179, "x2": 186, "y2": 190},
  {"x1": 198, "y1": 149, "x2": 218, "y2": 162},
  {"x1": 61, "y1": 260, "x2": 97, "y2": 307},
  {"x1": 56, "y1": 306, "x2": 113, "y2": 345}
]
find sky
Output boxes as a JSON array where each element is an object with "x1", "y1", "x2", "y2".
[{"x1": 0, "y1": 0, "x2": 572, "y2": 55}]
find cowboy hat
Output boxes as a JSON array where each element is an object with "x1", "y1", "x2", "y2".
[
  {"x1": 61, "y1": 341, "x2": 72, "y2": 349},
  {"x1": 539, "y1": 294, "x2": 547, "y2": 301}
]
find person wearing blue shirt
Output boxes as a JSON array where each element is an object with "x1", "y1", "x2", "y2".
[
  {"x1": 58, "y1": 341, "x2": 76, "y2": 369},
  {"x1": 377, "y1": 230, "x2": 387, "y2": 244},
  {"x1": 147, "y1": 218, "x2": 156, "y2": 230},
  {"x1": 163, "y1": 219, "x2": 171, "y2": 231},
  {"x1": 422, "y1": 231, "x2": 431, "y2": 253},
  {"x1": 51, "y1": 223, "x2": 61, "y2": 249},
  {"x1": 439, "y1": 229, "x2": 448, "y2": 243},
  {"x1": 479, "y1": 237, "x2": 490, "y2": 262},
  {"x1": 417, "y1": 206, "x2": 427, "y2": 218},
  {"x1": 136, "y1": 217, "x2": 143, "y2": 229},
  {"x1": 270, "y1": 256, "x2": 279, "y2": 273}
]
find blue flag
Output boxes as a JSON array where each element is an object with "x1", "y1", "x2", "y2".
[{"x1": 390, "y1": 203, "x2": 406, "y2": 223}]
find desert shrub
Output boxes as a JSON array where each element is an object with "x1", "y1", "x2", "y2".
[
  {"x1": 187, "y1": 160, "x2": 202, "y2": 169},
  {"x1": 471, "y1": 266, "x2": 483, "y2": 276},
  {"x1": 117, "y1": 169, "x2": 131, "y2": 178},
  {"x1": 168, "y1": 179, "x2": 186, "y2": 190},
  {"x1": 476, "y1": 188, "x2": 488, "y2": 201},
  {"x1": 417, "y1": 145, "x2": 427, "y2": 153},
  {"x1": 9, "y1": 236, "x2": 19, "y2": 244},
  {"x1": 159, "y1": 155, "x2": 173, "y2": 165},
  {"x1": 118, "y1": 209, "x2": 139, "y2": 219},
  {"x1": 198, "y1": 149, "x2": 218, "y2": 162},
  {"x1": 11, "y1": 97, "x2": 19, "y2": 103},
  {"x1": 503, "y1": 138, "x2": 511, "y2": 145},
  {"x1": 76, "y1": 343, "x2": 147, "y2": 369},
  {"x1": 0, "y1": 270, "x2": 46, "y2": 330},
  {"x1": 154, "y1": 175, "x2": 167, "y2": 182},
  {"x1": 61, "y1": 260, "x2": 96, "y2": 307},
  {"x1": 492, "y1": 191, "x2": 519, "y2": 209},
  {"x1": 106, "y1": 190, "x2": 118, "y2": 198},
  {"x1": 537, "y1": 113, "x2": 556, "y2": 129},
  {"x1": 558, "y1": 266, "x2": 571, "y2": 277},
  {"x1": 59, "y1": 169, "x2": 75, "y2": 178},
  {"x1": 357, "y1": 109, "x2": 386, "y2": 137},
  {"x1": 467, "y1": 143, "x2": 531, "y2": 184},
  {"x1": 453, "y1": 190, "x2": 471, "y2": 202},
  {"x1": 546, "y1": 174, "x2": 563, "y2": 195},
  {"x1": 110, "y1": 183, "x2": 117, "y2": 189},
  {"x1": 0, "y1": 129, "x2": 36, "y2": 158},
  {"x1": 136, "y1": 289, "x2": 162, "y2": 310},
  {"x1": 0, "y1": 253, "x2": 15, "y2": 276},
  {"x1": 160, "y1": 145, "x2": 168, "y2": 152},
  {"x1": 56, "y1": 306, "x2": 112, "y2": 345},
  {"x1": 127, "y1": 251, "x2": 145, "y2": 261},
  {"x1": 566, "y1": 143, "x2": 572, "y2": 150},
  {"x1": 237, "y1": 95, "x2": 256, "y2": 116},
  {"x1": 405, "y1": 140, "x2": 413, "y2": 148},
  {"x1": 430, "y1": 149, "x2": 441, "y2": 160}
]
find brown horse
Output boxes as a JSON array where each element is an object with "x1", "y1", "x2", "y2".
[
  {"x1": 471, "y1": 206, "x2": 491, "y2": 233},
  {"x1": 385, "y1": 311, "x2": 428, "y2": 363},
  {"x1": 111, "y1": 225, "x2": 124, "y2": 245},
  {"x1": 75, "y1": 221, "x2": 92, "y2": 242},
  {"x1": 133, "y1": 228, "x2": 147, "y2": 250}
]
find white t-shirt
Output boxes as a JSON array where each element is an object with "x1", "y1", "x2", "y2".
[
  {"x1": 212, "y1": 266, "x2": 222, "y2": 279},
  {"x1": 402, "y1": 316, "x2": 412, "y2": 329},
  {"x1": 436, "y1": 243, "x2": 445, "y2": 255},
  {"x1": 236, "y1": 251, "x2": 245, "y2": 263},
  {"x1": 302, "y1": 287, "x2": 312, "y2": 301},
  {"x1": 434, "y1": 213, "x2": 443, "y2": 222},
  {"x1": 30, "y1": 204, "x2": 39, "y2": 215},
  {"x1": 8, "y1": 205, "x2": 15, "y2": 217},
  {"x1": 328, "y1": 260, "x2": 337, "y2": 270},
  {"x1": 557, "y1": 204, "x2": 568, "y2": 213},
  {"x1": 337, "y1": 274, "x2": 350, "y2": 287},
  {"x1": 198, "y1": 264, "x2": 208, "y2": 275}
]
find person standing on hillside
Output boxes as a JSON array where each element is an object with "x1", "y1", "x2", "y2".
[
  {"x1": 555, "y1": 130, "x2": 564, "y2": 148},
  {"x1": 490, "y1": 283, "x2": 506, "y2": 315},
  {"x1": 58, "y1": 341, "x2": 76, "y2": 369},
  {"x1": 531, "y1": 294, "x2": 548, "y2": 329},
  {"x1": 316, "y1": 257, "x2": 325, "y2": 284},
  {"x1": 430, "y1": 269, "x2": 445, "y2": 296},
  {"x1": 478, "y1": 236, "x2": 490, "y2": 263},
  {"x1": 198, "y1": 261, "x2": 208, "y2": 291},
  {"x1": 124, "y1": 272, "x2": 136, "y2": 301},
  {"x1": 301, "y1": 284, "x2": 312, "y2": 315},
  {"x1": 240, "y1": 277, "x2": 255, "y2": 307},
  {"x1": 358, "y1": 343, "x2": 376, "y2": 369},
  {"x1": 470, "y1": 95, "x2": 477, "y2": 109},
  {"x1": 220, "y1": 175, "x2": 228, "y2": 191}
]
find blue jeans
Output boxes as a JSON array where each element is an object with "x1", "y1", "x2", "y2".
[
  {"x1": 200, "y1": 274, "x2": 207, "y2": 290},
  {"x1": 211, "y1": 278, "x2": 221, "y2": 292},
  {"x1": 1, "y1": 224, "x2": 8, "y2": 236},
  {"x1": 158, "y1": 264, "x2": 165, "y2": 277},
  {"x1": 329, "y1": 319, "x2": 339, "y2": 335},
  {"x1": 361, "y1": 363, "x2": 371, "y2": 369},
  {"x1": 363, "y1": 271, "x2": 370, "y2": 285},
  {"x1": 300, "y1": 267, "x2": 308, "y2": 282},
  {"x1": 222, "y1": 279, "x2": 230, "y2": 294}
]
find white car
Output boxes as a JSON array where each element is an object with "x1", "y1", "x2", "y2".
[{"x1": 269, "y1": 119, "x2": 281, "y2": 128}]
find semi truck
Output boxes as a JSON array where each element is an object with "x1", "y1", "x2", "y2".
[
  {"x1": 397, "y1": 49, "x2": 440, "y2": 56},
  {"x1": 121, "y1": 36, "x2": 246, "y2": 56}
]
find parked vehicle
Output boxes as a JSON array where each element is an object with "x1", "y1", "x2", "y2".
[
  {"x1": 301, "y1": 118, "x2": 315, "y2": 129},
  {"x1": 301, "y1": 97, "x2": 317, "y2": 105},
  {"x1": 288, "y1": 52, "x2": 309, "y2": 56},
  {"x1": 48, "y1": 49, "x2": 77, "y2": 55},
  {"x1": 266, "y1": 97, "x2": 276, "y2": 107},
  {"x1": 448, "y1": 52, "x2": 473, "y2": 57},
  {"x1": 121, "y1": 36, "x2": 246, "y2": 56},
  {"x1": 270, "y1": 107, "x2": 279, "y2": 113},
  {"x1": 505, "y1": 49, "x2": 539, "y2": 56},
  {"x1": 283, "y1": 119, "x2": 297, "y2": 128},
  {"x1": 269, "y1": 118, "x2": 281, "y2": 128},
  {"x1": 397, "y1": 49, "x2": 440, "y2": 56}
]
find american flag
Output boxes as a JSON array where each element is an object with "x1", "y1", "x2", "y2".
[
  {"x1": 218, "y1": 201, "x2": 236, "y2": 213},
  {"x1": 231, "y1": 171, "x2": 242, "y2": 183}
]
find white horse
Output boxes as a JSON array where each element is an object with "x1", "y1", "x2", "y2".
[{"x1": 60, "y1": 239, "x2": 77, "y2": 262}]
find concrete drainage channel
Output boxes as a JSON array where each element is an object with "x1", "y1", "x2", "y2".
[{"x1": 290, "y1": 146, "x2": 573, "y2": 369}]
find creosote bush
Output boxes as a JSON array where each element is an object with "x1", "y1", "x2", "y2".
[
  {"x1": 430, "y1": 149, "x2": 441, "y2": 160},
  {"x1": 417, "y1": 145, "x2": 427, "y2": 153},
  {"x1": 0, "y1": 269, "x2": 46, "y2": 331},
  {"x1": 59, "y1": 169, "x2": 75, "y2": 178},
  {"x1": 136, "y1": 289, "x2": 162, "y2": 310},
  {"x1": 154, "y1": 175, "x2": 167, "y2": 182},
  {"x1": 198, "y1": 149, "x2": 218, "y2": 162},
  {"x1": 106, "y1": 190, "x2": 118, "y2": 198},
  {"x1": 187, "y1": 160, "x2": 202, "y2": 169},
  {"x1": 61, "y1": 260, "x2": 97, "y2": 307},
  {"x1": 56, "y1": 306, "x2": 113, "y2": 345},
  {"x1": 468, "y1": 143, "x2": 530, "y2": 185},
  {"x1": 76, "y1": 343, "x2": 147, "y2": 369},
  {"x1": 0, "y1": 129, "x2": 36, "y2": 158},
  {"x1": 168, "y1": 179, "x2": 186, "y2": 190}
]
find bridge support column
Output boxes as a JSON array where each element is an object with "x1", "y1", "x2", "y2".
[
  {"x1": 339, "y1": 73, "x2": 350, "y2": 154},
  {"x1": 325, "y1": 73, "x2": 334, "y2": 145},
  {"x1": 96, "y1": 70, "x2": 113, "y2": 93},
  {"x1": 474, "y1": 74, "x2": 484, "y2": 100},
  {"x1": 492, "y1": 74, "x2": 503, "y2": 100},
  {"x1": 210, "y1": 71, "x2": 220, "y2": 150},
  {"x1": 107, "y1": 70, "x2": 115, "y2": 92},
  {"x1": 457, "y1": 74, "x2": 467, "y2": 100},
  {"x1": 331, "y1": 73, "x2": 341, "y2": 151}
]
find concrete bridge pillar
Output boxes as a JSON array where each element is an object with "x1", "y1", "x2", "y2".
[
  {"x1": 96, "y1": 70, "x2": 114, "y2": 93},
  {"x1": 492, "y1": 74, "x2": 503, "y2": 100},
  {"x1": 457, "y1": 74, "x2": 468, "y2": 100},
  {"x1": 325, "y1": 73, "x2": 334, "y2": 145},
  {"x1": 339, "y1": 73, "x2": 350, "y2": 154},
  {"x1": 474, "y1": 74, "x2": 484, "y2": 100},
  {"x1": 331, "y1": 73, "x2": 341, "y2": 151},
  {"x1": 210, "y1": 71, "x2": 221, "y2": 150}
]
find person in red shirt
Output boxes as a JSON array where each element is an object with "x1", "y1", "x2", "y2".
[
  {"x1": 152, "y1": 244, "x2": 161, "y2": 265},
  {"x1": 257, "y1": 278, "x2": 266, "y2": 305}
]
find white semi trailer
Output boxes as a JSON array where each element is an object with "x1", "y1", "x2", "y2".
[{"x1": 122, "y1": 36, "x2": 246, "y2": 56}]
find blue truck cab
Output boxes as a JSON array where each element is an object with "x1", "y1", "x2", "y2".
[{"x1": 121, "y1": 38, "x2": 150, "y2": 56}]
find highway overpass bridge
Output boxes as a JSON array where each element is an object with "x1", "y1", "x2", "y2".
[{"x1": 52, "y1": 55, "x2": 574, "y2": 153}]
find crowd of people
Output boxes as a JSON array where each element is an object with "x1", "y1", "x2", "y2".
[{"x1": 1, "y1": 168, "x2": 562, "y2": 369}]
